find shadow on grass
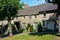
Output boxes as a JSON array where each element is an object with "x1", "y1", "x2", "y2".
[
  {"x1": 29, "y1": 32, "x2": 58, "y2": 36},
  {"x1": 0, "y1": 32, "x2": 59, "y2": 38},
  {"x1": 0, "y1": 32, "x2": 20, "y2": 38}
]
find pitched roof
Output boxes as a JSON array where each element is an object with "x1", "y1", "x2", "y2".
[{"x1": 17, "y1": 3, "x2": 58, "y2": 16}]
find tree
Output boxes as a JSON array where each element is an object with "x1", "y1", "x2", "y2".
[
  {"x1": 0, "y1": 0, "x2": 24, "y2": 36},
  {"x1": 45, "y1": 0, "x2": 60, "y2": 33}
]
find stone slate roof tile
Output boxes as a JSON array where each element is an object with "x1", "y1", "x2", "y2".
[{"x1": 17, "y1": 3, "x2": 58, "y2": 16}]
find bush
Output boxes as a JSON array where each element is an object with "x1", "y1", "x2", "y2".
[
  {"x1": 11, "y1": 24, "x2": 17, "y2": 33},
  {"x1": 26, "y1": 24, "x2": 31, "y2": 31},
  {"x1": 37, "y1": 22, "x2": 42, "y2": 32},
  {"x1": 26, "y1": 24, "x2": 35, "y2": 32},
  {"x1": 11, "y1": 24, "x2": 15, "y2": 31},
  {"x1": 30, "y1": 25, "x2": 35, "y2": 32},
  {"x1": 19, "y1": 28, "x2": 24, "y2": 33},
  {"x1": 11, "y1": 24, "x2": 15, "y2": 28}
]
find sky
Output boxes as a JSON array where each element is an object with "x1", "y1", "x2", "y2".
[{"x1": 20, "y1": 0, "x2": 46, "y2": 7}]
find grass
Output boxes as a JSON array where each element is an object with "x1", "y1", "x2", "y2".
[{"x1": 0, "y1": 33, "x2": 57, "y2": 40}]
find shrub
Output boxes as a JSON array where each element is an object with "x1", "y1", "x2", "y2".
[
  {"x1": 11, "y1": 24, "x2": 17, "y2": 33},
  {"x1": 30, "y1": 25, "x2": 35, "y2": 32},
  {"x1": 37, "y1": 21, "x2": 42, "y2": 32},
  {"x1": 26, "y1": 24, "x2": 35, "y2": 32},
  {"x1": 11, "y1": 24, "x2": 15, "y2": 28},
  {"x1": 26, "y1": 24, "x2": 30, "y2": 30},
  {"x1": 11, "y1": 24, "x2": 15, "y2": 31},
  {"x1": 19, "y1": 28, "x2": 24, "y2": 33},
  {"x1": 26, "y1": 24, "x2": 31, "y2": 32}
]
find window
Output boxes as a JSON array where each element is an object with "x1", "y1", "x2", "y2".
[
  {"x1": 43, "y1": 21, "x2": 45, "y2": 26},
  {"x1": 29, "y1": 16, "x2": 32, "y2": 19},
  {"x1": 43, "y1": 20, "x2": 47, "y2": 26}
]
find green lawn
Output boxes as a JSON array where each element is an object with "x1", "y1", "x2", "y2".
[{"x1": 0, "y1": 33, "x2": 57, "y2": 40}]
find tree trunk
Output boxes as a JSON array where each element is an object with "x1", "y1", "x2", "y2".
[
  {"x1": 57, "y1": 15, "x2": 60, "y2": 33},
  {"x1": 2, "y1": 20, "x2": 4, "y2": 35},
  {"x1": 57, "y1": 4, "x2": 60, "y2": 34},
  {"x1": 8, "y1": 20, "x2": 12, "y2": 36}
]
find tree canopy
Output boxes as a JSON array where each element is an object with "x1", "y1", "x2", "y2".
[
  {"x1": 45, "y1": 0, "x2": 60, "y2": 15},
  {"x1": 0, "y1": 0, "x2": 24, "y2": 36},
  {"x1": 45, "y1": 0, "x2": 60, "y2": 4},
  {"x1": 0, "y1": 0, "x2": 24, "y2": 20}
]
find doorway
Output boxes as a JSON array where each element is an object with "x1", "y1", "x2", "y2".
[
  {"x1": 14, "y1": 22, "x2": 20, "y2": 31},
  {"x1": 47, "y1": 21, "x2": 54, "y2": 31}
]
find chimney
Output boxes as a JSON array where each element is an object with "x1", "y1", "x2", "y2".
[{"x1": 24, "y1": 4, "x2": 28, "y2": 8}]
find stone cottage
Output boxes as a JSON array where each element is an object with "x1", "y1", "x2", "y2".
[{"x1": 0, "y1": 3, "x2": 58, "y2": 34}]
